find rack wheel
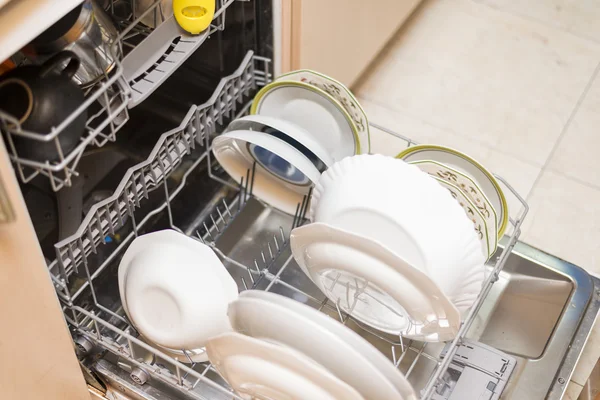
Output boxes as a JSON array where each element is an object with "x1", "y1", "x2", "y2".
[
  {"x1": 130, "y1": 367, "x2": 149, "y2": 385},
  {"x1": 74, "y1": 336, "x2": 94, "y2": 357}
]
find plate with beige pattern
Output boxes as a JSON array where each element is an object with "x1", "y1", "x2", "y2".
[
  {"x1": 277, "y1": 69, "x2": 370, "y2": 154},
  {"x1": 413, "y1": 159, "x2": 498, "y2": 257},
  {"x1": 432, "y1": 176, "x2": 492, "y2": 260}
]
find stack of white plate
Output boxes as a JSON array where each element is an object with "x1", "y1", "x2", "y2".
[
  {"x1": 206, "y1": 290, "x2": 418, "y2": 400},
  {"x1": 291, "y1": 154, "x2": 498, "y2": 342}
]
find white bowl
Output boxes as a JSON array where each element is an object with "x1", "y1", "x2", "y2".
[
  {"x1": 310, "y1": 154, "x2": 486, "y2": 313},
  {"x1": 212, "y1": 129, "x2": 321, "y2": 215},
  {"x1": 228, "y1": 290, "x2": 417, "y2": 400},
  {"x1": 291, "y1": 222, "x2": 461, "y2": 341},
  {"x1": 206, "y1": 332, "x2": 364, "y2": 400},
  {"x1": 118, "y1": 230, "x2": 239, "y2": 352},
  {"x1": 225, "y1": 115, "x2": 334, "y2": 169}
]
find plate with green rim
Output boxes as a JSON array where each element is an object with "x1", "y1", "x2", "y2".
[
  {"x1": 431, "y1": 176, "x2": 492, "y2": 260},
  {"x1": 251, "y1": 80, "x2": 360, "y2": 162},
  {"x1": 412, "y1": 159, "x2": 498, "y2": 257},
  {"x1": 276, "y1": 69, "x2": 370, "y2": 154},
  {"x1": 396, "y1": 145, "x2": 509, "y2": 237}
]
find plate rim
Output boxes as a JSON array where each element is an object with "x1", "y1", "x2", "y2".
[
  {"x1": 206, "y1": 332, "x2": 364, "y2": 400},
  {"x1": 291, "y1": 221, "x2": 461, "y2": 341},
  {"x1": 250, "y1": 80, "x2": 362, "y2": 154},
  {"x1": 277, "y1": 69, "x2": 371, "y2": 153},
  {"x1": 431, "y1": 175, "x2": 493, "y2": 260},
  {"x1": 395, "y1": 144, "x2": 509, "y2": 237}
]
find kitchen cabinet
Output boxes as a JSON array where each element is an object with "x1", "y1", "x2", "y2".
[{"x1": 277, "y1": 0, "x2": 423, "y2": 87}]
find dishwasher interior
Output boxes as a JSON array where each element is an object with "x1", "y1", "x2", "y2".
[{"x1": 3, "y1": 1, "x2": 600, "y2": 399}]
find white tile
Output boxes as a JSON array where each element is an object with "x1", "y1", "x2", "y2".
[
  {"x1": 362, "y1": 98, "x2": 489, "y2": 157},
  {"x1": 547, "y1": 75, "x2": 600, "y2": 187},
  {"x1": 521, "y1": 171, "x2": 600, "y2": 274},
  {"x1": 362, "y1": 98, "x2": 541, "y2": 226},
  {"x1": 563, "y1": 380, "x2": 584, "y2": 400},
  {"x1": 572, "y1": 319, "x2": 600, "y2": 386},
  {"x1": 356, "y1": 0, "x2": 600, "y2": 166},
  {"x1": 476, "y1": 0, "x2": 600, "y2": 43}
]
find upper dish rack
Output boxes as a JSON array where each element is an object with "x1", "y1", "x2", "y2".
[
  {"x1": 48, "y1": 51, "x2": 529, "y2": 399},
  {"x1": 0, "y1": 0, "x2": 238, "y2": 191}
]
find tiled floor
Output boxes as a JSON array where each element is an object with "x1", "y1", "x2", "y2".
[{"x1": 355, "y1": 0, "x2": 600, "y2": 397}]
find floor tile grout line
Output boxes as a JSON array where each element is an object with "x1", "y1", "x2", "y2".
[
  {"x1": 546, "y1": 169, "x2": 600, "y2": 192},
  {"x1": 526, "y1": 59, "x2": 600, "y2": 201},
  {"x1": 468, "y1": 0, "x2": 600, "y2": 46},
  {"x1": 358, "y1": 94, "x2": 543, "y2": 168}
]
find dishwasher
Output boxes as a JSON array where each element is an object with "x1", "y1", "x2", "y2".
[{"x1": 0, "y1": 1, "x2": 599, "y2": 399}]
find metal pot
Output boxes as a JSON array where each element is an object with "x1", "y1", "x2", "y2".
[{"x1": 24, "y1": 0, "x2": 120, "y2": 89}]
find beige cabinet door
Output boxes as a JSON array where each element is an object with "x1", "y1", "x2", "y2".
[
  {"x1": 0, "y1": 140, "x2": 90, "y2": 399},
  {"x1": 280, "y1": 0, "x2": 423, "y2": 87}
]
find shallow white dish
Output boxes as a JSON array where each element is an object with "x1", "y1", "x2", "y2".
[
  {"x1": 250, "y1": 80, "x2": 360, "y2": 161},
  {"x1": 225, "y1": 115, "x2": 334, "y2": 170},
  {"x1": 310, "y1": 154, "x2": 486, "y2": 314},
  {"x1": 206, "y1": 332, "x2": 364, "y2": 400},
  {"x1": 291, "y1": 222, "x2": 460, "y2": 341},
  {"x1": 228, "y1": 290, "x2": 417, "y2": 400},
  {"x1": 412, "y1": 159, "x2": 498, "y2": 258},
  {"x1": 212, "y1": 129, "x2": 321, "y2": 215},
  {"x1": 118, "y1": 229, "x2": 238, "y2": 352},
  {"x1": 397, "y1": 145, "x2": 508, "y2": 237},
  {"x1": 276, "y1": 69, "x2": 370, "y2": 154}
]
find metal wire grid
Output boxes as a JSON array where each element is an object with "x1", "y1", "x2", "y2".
[
  {"x1": 49, "y1": 51, "x2": 266, "y2": 300},
  {"x1": 65, "y1": 126, "x2": 527, "y2": 399},
  {"x1": 49, "y1": 57, "x2": 528, "y2": 399},
  {"x1": 0, "y1": 0, "x2": 238, "y2": 192},
  {"x1": 113, "y1": 0, "x2": 238, "y2": 107},
  {"x1": 113, "y1": 0, "x2": 234, "y2": 48},
  {"x1": 0, "y1": 61, "x2": 130, "y2": 191}
]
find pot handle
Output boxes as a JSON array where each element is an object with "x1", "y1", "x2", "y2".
[{"x1": 39, "y1": 51, "x2": 80, "y2": 79}]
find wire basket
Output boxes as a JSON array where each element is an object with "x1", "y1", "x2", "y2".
[
  {"x1": 0, "y1": 0, "x2": 238, "y2": 191},
  {"x1": 47, "y1": 51, "x2": 529, "y2": 399}
]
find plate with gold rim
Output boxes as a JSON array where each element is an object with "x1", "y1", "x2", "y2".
[
  {"x1": 431, "y1": 176, "x2": 493, "y2": 260},
  {"x1": 251, "y1": 80, "x2": 360, "y2": 161},
  {"x1": 412, "y1": 159, "x2": 498, "y2": 257},
  {"x1": 396, "y1": 145, "x2": 509, "y2": 237},
  {"x1": 276, "y1": 69, "x2": 370, "y2": 154}
]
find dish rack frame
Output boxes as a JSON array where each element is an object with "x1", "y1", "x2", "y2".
[
  {"x1": 47, "y1": 51, "x2": 528, "y2": 400},
  {"x1": 0, "y1": 0, "x2": 238, "y2": 192}
]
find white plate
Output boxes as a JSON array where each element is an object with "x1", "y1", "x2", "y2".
[
  {"x1": 310, "y1": 155, "x2": 486, "y2": 314},
  {"x1": 431, "y1": 176, "x2": 495, "y2": 260},
  {"x1": 207, "y1": 332, "x2": 364, "y2": 400},
  {"x1": 291, "y1": 222, "x2": 461, "y2": 341},
  {"x1": 412, "y1": 159, "x2": 498, "y2": 258},
  {"x1": 212, "y1": 129, "x2": 320, "y2": 215},
  {"x1": 226, "y1": 114, "x2": 334, "y2": 169},
  {"x1": 228, "y1": 290, "x2": 417, "y2": 400},
  {"x1": 397, "y1": 145, "x2": 509, "y2": 237},
  {"x1": 277, "y1": 70, "x2": 370, "y2": 154},
  {"x1": 118, "y1": 229, "x2": 238, "y2": 352},
  {"x1": 251, "y1": 80, "x2": 359, "y2": 161}
]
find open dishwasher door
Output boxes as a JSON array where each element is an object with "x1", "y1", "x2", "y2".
[{"x1": 0, "y1": 139, "x2": 90, "y2": 399}]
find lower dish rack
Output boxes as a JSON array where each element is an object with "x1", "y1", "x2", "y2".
[{"x1": 49, "y1": 51, "x2": 539, "y2": 400}]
